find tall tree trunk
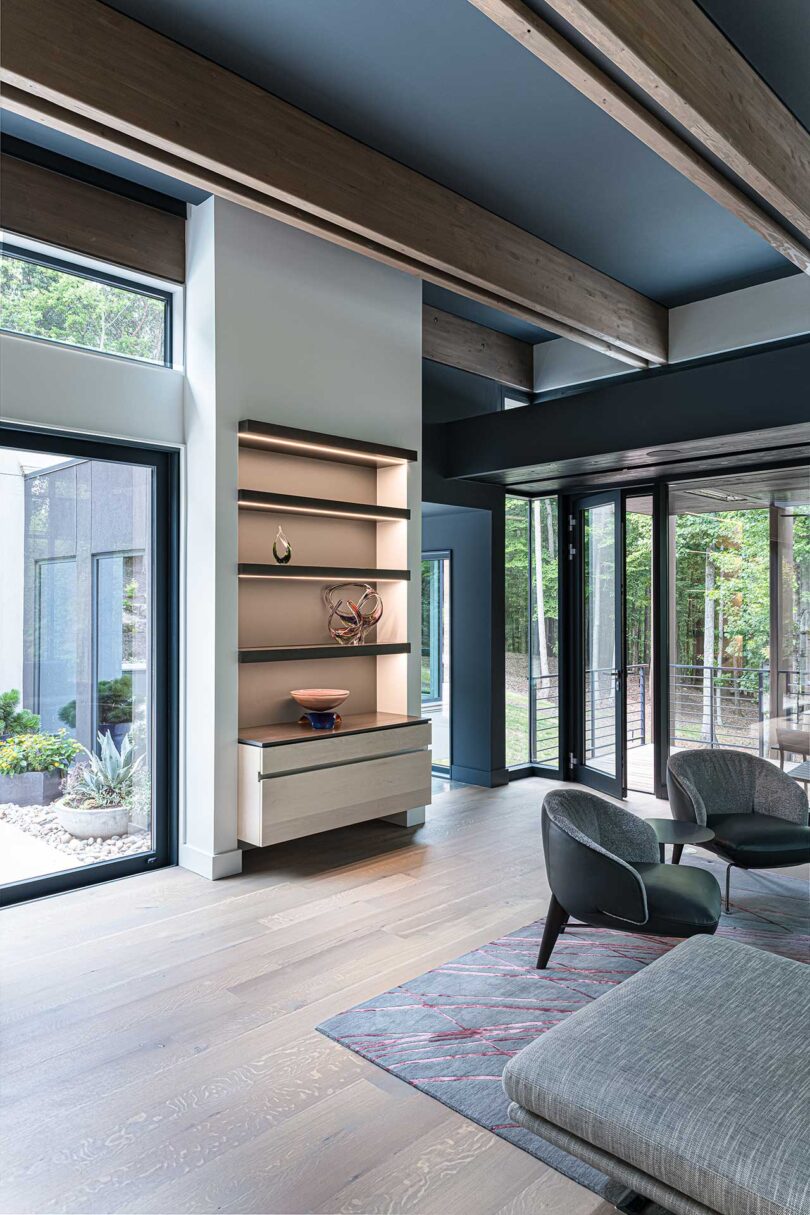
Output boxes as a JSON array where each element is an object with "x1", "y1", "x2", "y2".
[
  {"x1": 532, "y1": 500, "x2": 549, "y2": 684},
  {"x1": 545, "y1": 498, "x2": 555, "y2": 557},
  {"x1": 701, "y1": 552, "x2": 716, "y2": 743},
  {"x1": 716, "y1": 597, "x2": 724, "y2": 726}
]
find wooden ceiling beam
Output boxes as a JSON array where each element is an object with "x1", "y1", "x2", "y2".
[
  {"x1": 0, "y1": 153, "x2": 185, "y2": 281},
  {"x1": 467, "y1": 0, "x2": 810, "y2": 274},
  {"x1": 422, "y1": 306, "x2": 534, "y2": 389},
  {"x1": 541, "y1": 0, "x2": 810, "y2": 249},
  {"x1": 0, "y1": 0, "x2": 666, "y2": 366}
]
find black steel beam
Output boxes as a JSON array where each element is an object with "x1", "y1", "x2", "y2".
[{"x1": 441, "y1": 340, "x2": 810, "y2": 488}]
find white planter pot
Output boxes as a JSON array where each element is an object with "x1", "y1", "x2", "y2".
[{"x1": 55, "y1": 803, "x2": 129, "y2": 840}]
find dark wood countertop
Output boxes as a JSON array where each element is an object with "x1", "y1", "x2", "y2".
[{"x1": 238, "y1": 712, "x2": 429, "y2": 748}]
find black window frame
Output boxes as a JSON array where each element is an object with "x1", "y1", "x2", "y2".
[
  {"x1": 505, "y1": 492, "x2": 565, "y2": 781},
  {"x1": 91, "y1": 547, "x2": 148, "y2": 746},
  {"x1": 0, "y1": 422, "x2": 179, "y2": 906},
  {"x1": 33, "y1": 554, "x2": 79, "y2": 736},
  {"x1": 0, "y1": 242, "x2": 174, "y2": 368}
]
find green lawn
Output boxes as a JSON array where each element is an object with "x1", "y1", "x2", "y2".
[{"x1": 506, "y1": 691, "x2": 530, "y2": 766}]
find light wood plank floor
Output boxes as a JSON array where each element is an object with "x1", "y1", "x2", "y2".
[{"x1": 0, "y1": 779, "x2": 696, "y2": 1214}]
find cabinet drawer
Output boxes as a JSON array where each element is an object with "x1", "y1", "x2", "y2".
[
  {"x1": 256, "y1": 722, "x2": 431, "y2": 776},
  {"x1": 256, "y1": 749, "x2": 431, "y2": 846}
]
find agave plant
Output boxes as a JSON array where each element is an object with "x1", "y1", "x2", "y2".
[{"x1": 66, "y1": 730, "x2": 143, "y2": 808}]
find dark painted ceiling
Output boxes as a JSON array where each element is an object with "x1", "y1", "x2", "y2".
[
  {"x1": 97, "y1": 0, "x2": 797, "y2": 308},
  {"x1": 4, "y1": 0, "x2": 805, "y2": 341},
  {"x1": 0, "y1": 112, "x2": 208, "y2": 205},
  {"x1": 697, "y1": 0, "x2": 810, "y2": 131},
  {"x1": 423, "y1": 286, "x2": 553, "y2": 344}
]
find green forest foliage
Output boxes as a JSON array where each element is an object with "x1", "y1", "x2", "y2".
[
  {"x1": 0, "y1": 254, "x2": 165, "y2": 363},
  {"x1": 506, "y1": 498, "x2": 809, "y2": 684}
]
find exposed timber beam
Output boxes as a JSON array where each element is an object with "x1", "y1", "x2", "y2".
[
  {"x1": 536, "y1": 0, "x2": 810, "y2": 249},
  {"x1": 422, "y1": 306, "x2": 534, "y2": 389},
  {"x1": 467, "y1": 0, "x2": 810, "y2": 274},
  {"x1": 0, "y1": 152, "x2": 185, "y2": 280},
  {"x1": 0, "y1": 0, "x2": 666, "y2": 366}
]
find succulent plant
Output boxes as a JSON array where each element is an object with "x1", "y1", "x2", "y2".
[{"x1": 64, "y1": 730, "x2": 142, "y2": 808}]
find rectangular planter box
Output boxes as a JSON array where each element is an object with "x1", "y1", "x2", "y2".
[{"x1": 0, "y1": 770, "x2": 63, "y2": 807}]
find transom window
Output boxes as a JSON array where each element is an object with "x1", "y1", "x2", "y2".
[{"x1": 0, "y1": 244, "x2": 171, "y2": 366}]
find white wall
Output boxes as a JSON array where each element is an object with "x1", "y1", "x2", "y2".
[
  {"x1": 534, "y1": 273, "x2": 810, "y2": 394},
  {"x1": 0, "y1": 333, "x2": 184, "y2": 445},
  {"x1": 669, "y1": 273, "x2": 810, "y2": 363},
  {"x1": 182, "y1": 198, "x2": 423, "y2": 879}
]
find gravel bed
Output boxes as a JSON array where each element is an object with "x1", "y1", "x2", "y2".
[{"x1": 0, "y1": 802, "x2": 150, "y2": 861}]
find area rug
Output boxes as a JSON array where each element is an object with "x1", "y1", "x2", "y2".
[{"x1": 317, "y1": 861, "x2": 809, "y2": 1204}]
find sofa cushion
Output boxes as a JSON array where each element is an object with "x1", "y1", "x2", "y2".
[
  {"x1": 503, "y1": 935, "x2": 810, "y2": 1215},
  {"x1": 706, "y1": 813, "x2": 810, "y2": 868}
]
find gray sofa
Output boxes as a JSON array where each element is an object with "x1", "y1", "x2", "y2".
[{"x1": 503, "y1": 934, "x2": 810, "y2": 1215}]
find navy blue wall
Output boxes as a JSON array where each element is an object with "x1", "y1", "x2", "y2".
[{"x1": 422, "y1": 504, "x2": 506, "y2": 787}]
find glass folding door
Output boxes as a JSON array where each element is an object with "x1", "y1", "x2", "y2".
[
  {"x1": 571, "y1": 491, "x2": 625, "y2": 797},
  {"x1": 0, "y1": 427, "x2": 176, "y2": 905}
]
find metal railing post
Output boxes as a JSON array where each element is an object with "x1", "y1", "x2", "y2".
[
  {"x1": 640, "y1": 666, "x2": 646, "y2": 745},
  {"x1": 709, "y1": 665, "x2": 715, "y2": 747},
  {"x1": 589, "y1": 670, "x2": 596, "y2": 758},
  {"x1": 757, "y1": 672, "x2": 764, "y2": 758}
]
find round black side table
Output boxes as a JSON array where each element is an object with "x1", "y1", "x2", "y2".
[{"x1": 647, "y1": 818, "x2": 715, "y2": 864}]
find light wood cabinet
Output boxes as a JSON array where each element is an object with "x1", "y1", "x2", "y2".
[{"x1": 238, "y1": 713, "x2": 431, "y2": 846}]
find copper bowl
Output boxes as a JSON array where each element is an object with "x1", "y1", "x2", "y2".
[{"x1": 289, "y1": 688, "x2": 350, "y2": 712}]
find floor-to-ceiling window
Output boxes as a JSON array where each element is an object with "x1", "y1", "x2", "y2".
[
  {"x1": 505, "y1": 497, "x2": 530, "y2": 766},
  {"x1": 0, "y1": 429, "x2": 176, "y2": 903},
  {"x1": 531, "y1": 498, "x2": 560, "y2": 769},
  {"x1": 505, "y1": 467, "x2": 808, "y2": 794},
  {"x1": 421, "y1": 552, "x2": 451, "y2": 772},
  {"x1": 625, "y1": 495, "x2": 654, "y2": 793},
  {"x1": 506, "y1": 495, "x2": 560, "y2": 770},
  {"x1": 668, "y1": 467, "x2": 809, "y2": 770}
]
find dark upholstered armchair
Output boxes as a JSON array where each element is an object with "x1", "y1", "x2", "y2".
[
  {"x1": 538, "y1": 789, "x2": 721, "y2": 969},
  {"x1": 667, "y1": 749, "x2": 810, "y2": 912}
]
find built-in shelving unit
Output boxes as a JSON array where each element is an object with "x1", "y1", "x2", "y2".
[
  {"x1": 238, "y1": 642, "x2": 411, "y2": 664},
  {"x1": 236, "y1": 418, "x2": 429, "y2": 846},
  {"x1": 238, "y1": 419, "x2": 417, "y2": 466},
  {"x1": 238, "y1": 489, "x2": 410, "y2": 522},
  {"x1": 238, "y1": 563, "x2": 410, "y2": 582}
]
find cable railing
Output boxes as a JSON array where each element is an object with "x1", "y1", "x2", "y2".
[
  {"x1": 530, "y1": 672, "x2": 559, "y2": 768},
  {"x1": 670, "y1": 663, "x2": 769, "y2": 755},
  {"x1": 526, "y1": 663, "x2": 807, "y2": 769}
]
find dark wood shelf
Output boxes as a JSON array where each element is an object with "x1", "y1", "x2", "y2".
[
  {"x1": 237, "y1": 489, "x2": 409, "y2": 522},
  {"x1": 239, "y1": 420, "x2": 417, "y2": 467},
  {"x1": 238, "y1": 641, "x2": 410, "y2": 663},
  {"x1": 238, "y1": 564, "x2": 410, "y2": 582},
  {"x1": 239, "y1": 711, "x2": 427, "y2": 746}
]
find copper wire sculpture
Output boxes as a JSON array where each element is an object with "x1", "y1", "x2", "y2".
[{"x1": 323, "y1": 582, "x2": 383, "y2": 646}]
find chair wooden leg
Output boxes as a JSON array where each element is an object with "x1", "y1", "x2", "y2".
[
  {"x1": 725, "y1": 863, "x2": 733, "y2": 914},
  {"x1": 537, "y1": 895, "x2": 568, "y2": 969},
  {"x1": 671, "y1": 844, "x2": 683, "y2": 864}
]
